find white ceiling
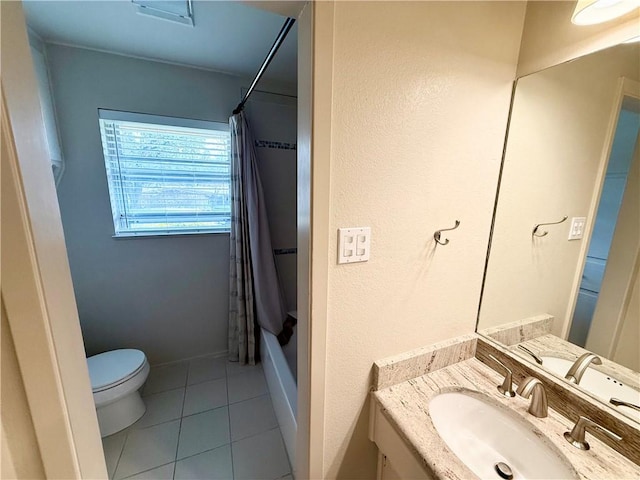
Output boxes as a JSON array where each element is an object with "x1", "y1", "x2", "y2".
[{"x1": 23, "y1": 0, "x2": 297, "y2": 85}]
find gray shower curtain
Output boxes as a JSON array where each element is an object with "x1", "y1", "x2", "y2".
[{"x1": 228, "y1": 111, "x2": 286, "y2": 365}]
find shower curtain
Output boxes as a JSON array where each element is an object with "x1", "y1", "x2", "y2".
[{"x1": 228, "y1": 111, "x2": 286, "y2": 365}]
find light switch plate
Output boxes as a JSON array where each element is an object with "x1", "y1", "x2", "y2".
[
  {"x1": 338, "y1": 227, "x2": 371, "y2": 264},
  {"x1": 568, "y1": 217, "x2": 586, "y2": 240}
]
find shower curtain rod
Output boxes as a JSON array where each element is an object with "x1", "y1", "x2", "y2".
[{"x1": 233, "y1": 17, "x2": 296, "y2": 115}]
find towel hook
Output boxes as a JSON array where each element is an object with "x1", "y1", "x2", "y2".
[
  {"x1": 532, "y1": 216, "x2": 568, "y2": 237},
  {"x1": 434, "y1": 220, "x2": 460, "y2": 246}
]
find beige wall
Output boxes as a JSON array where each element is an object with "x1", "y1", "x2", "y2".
[
  {"x1": 479, "y1": 45, "x2": 640, "y2": 336},
  {"x1": 517, "y1": 1, "x2": 640, "y2": 77},
  {"x1": 313, "y1": 2, "x2": 526, "y2": 477},
  {"x1": 612, "y1": 256, "x2": 640, "y2": 371},
  {"x1": 1, "y1": 300, "x2": 46, "y2": 480}
]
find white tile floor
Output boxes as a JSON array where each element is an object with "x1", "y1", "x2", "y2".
[{"x1": 103, "y1": 356, "x2": 292, "y2": 480}]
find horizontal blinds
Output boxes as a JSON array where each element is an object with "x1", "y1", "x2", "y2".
[{"x1": 98, "y1": 113, "x2": 231, "y2": 236}]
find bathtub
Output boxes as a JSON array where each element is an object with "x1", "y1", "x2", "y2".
[{"x1": 261, "y1": 323, "x2": 297, "y2": 469}]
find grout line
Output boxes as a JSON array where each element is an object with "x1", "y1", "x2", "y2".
[
  {"x1": 185, "y1": 359, "x2": 192, "y2": 387},
  {"x1": 117, "y1": 425, "x2": 285, "y2": 480},
  {"x1": 144, "y1": 375, "x2": 225, "y2": 397},
  {"x1": 132, "y1": 392, "x2": 249, "y2": 436},
  {"x1": 185, "y1": 373, "x2": 228, "y2": 388},
  {"x1": 119, "y1": 460, "x2": 175, "y2": 480},
  {"x1": 226, "y1": 363, "x2": 264, "y2": 377},
  {"x1": 172, "y1": 379, "x2": 188, "y2": 480},
  {"x1": 128, "y1": 393, "x2": 186, "y2": 432},
  {"x1": 276, "y1": 426, "x2": 293, "y2": 476},
  {"x1": 225, "y1": 364, "x2": 235, "y2": 480},
  {"x1": 226, "y1": 368, "x2": 267, "y2": 406},
  {"x1": 165, "y1": 444, "x2": 234, "y2": 474},
  {"x1": 226, "y1": 390, "x2": 269, "y2": 407},
  {"x1": 145, "y1": 384, "x2": 187, "y2": 394},
  {"x1": 142, "y1": 424, "x2": 280, "y2": 476},
  {"x1": 175, "y1": 402, "x2": 229, "y2": 421},
  {"x1": 145, "y1": 364, "x2": 264, "y2": 400},
  {"x1": 225, "y1": 394, "x2": 277, "y2": 444},
  {"x1": 125, "y1": 361, "x2": 269, "y2": 479},
  {"x1": 111, "y1": 429, "x2": 130, "y2": 480},
  {"x1": 231, "y1": 392, "x2": 270, "y2": 403},
  {"x1": 141, "y1": 384, "x2": 187, "y2": 399},
  {"x1": 113, "y1": 419, "x2": 182, "y2": 479},
  {"x1": 229, "y1": 422, "x2": 280, "y2": 445},
  {"x1": 149, "y1": 350, "x2": 229, "y2": 369},
  {"x1": 145, "y1": 362, "x2": 261, "y2": 395},
  {"x1": 230, "y1": 426, "x2": 281, "y2": 446},
  {"x1": 143, "y1": 361, "x2": 191, "y2": 395},
  {"x1": 141, "y1": 399, "x2": 274, "y2": 443}
]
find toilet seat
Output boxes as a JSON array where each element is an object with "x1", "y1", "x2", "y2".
[{"x1": 88, "y1": 349, "x2": 147, "y2": 392}]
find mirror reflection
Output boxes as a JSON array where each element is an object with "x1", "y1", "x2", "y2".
[{"x1": 477, "y1": 41, "x2": 640, "y2": 423}]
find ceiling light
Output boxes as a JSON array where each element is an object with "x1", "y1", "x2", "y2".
[
  {"x1": 572, "y1": 0, "x2": 638, "y2": 25},
  {"x1": 132, "y1": 0, "x2": 194, "y2": 26}
]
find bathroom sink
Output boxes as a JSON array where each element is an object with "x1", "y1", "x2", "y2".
[
  {"x1": 540, "y1": 356, "x2": 640, "y2": 422},
  {"x1": 429, "y1": 390, "x2": 578, "y2": 480}
]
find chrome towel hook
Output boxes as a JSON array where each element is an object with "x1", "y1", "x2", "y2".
[
  {"x1": 532, "y1": 215, "x2": 568, "y2": 237},
  {"x1": 434, "y1": 220, "x2": 460, "y2": 246}
]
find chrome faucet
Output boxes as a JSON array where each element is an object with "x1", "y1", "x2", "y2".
[
  {"x1": 516, "y1": 377, "x2": 548, "y2": 418},
  {"x1": 564, "y1": 353, "x2": 602, "y2": 384},
  {"x1": 489, "y1": 355, "x2": 515, "y2": 397},
  {"x1": 564, "y1": 416, "x2": 622, "y2": 450}
]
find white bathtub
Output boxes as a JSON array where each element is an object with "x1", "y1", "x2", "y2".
[{"x1": 261, "y1": 326, "x2": 297, "y2": 469}]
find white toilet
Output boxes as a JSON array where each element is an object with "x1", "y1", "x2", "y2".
[{"x1": 87, "y1": 349, "x2": 150, "y2": 437}]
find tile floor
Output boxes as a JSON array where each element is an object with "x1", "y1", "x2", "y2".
[{"x1": 102, "y1": 356, "x2": 293, "y2": 480}]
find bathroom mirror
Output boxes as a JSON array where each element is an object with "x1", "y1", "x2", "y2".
[{"x1": 476, "y1": 41, "x2": 640, "y2": 424}]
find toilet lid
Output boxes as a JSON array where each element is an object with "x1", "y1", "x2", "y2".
[{"x1": 88, "y1": 349, "x2": 147, "y2": 391}]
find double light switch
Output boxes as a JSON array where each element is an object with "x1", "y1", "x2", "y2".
[
  {"x1": 568, "y1": 217, "x2": 586, "y2": 240},
  {"x1": 338, "y1": 227, "x2": 371, "y2": 264}
]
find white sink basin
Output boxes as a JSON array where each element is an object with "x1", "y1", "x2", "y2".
[
  {"x1": 540, "y1": 356, "x2": 640, "y2": 423},
  {"x1": 429, "y1": 391, "x2": 578, "y2": 480}
]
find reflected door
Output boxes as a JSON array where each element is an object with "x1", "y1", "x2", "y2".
[{"x1": 569, "y1": 109, "x2": 638, "y2": 345}]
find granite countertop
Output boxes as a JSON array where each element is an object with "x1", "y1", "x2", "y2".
[
  {"x1": 373, "y1": 358, "x2": 639, "y2": 480},
  {"x1": 513, "y1": 334, "x2": 640, "y2": 390}
]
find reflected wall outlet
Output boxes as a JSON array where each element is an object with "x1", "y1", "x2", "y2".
[
  {"x1": 568, "y1": 217, "x2": 586, "y2": 240},
  {"x1": 338, "y1": 227, "x2": 371, "y2": 264}
]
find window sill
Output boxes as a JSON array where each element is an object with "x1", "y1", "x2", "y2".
[{"x1": 112, "y1": 231, "x2": 230, "y2": 239}]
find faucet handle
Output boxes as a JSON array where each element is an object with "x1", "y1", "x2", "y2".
[
  {"x1": 610, "y1": 398, "x2": 640, "y2": 412},
  {"x1": 564, "y1": 416, "x2": 622, "y2": 450},
  {"x1": 517, "y1": 345, "x2": 543, "y2": 365},
  {"x1": 489, "y1": 355, "x2": 515, "y2": 397}
]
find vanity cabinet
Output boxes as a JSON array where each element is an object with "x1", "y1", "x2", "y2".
[{"x1": 370, "y1": 401, "x2": 435, "y2": 480}]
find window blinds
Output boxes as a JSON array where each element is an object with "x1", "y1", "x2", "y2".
[{"x1": 98, "y1": 110, "x2": 231, "y2": 236}]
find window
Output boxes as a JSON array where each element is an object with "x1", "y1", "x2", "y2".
[{"x1": 98, "y1": 110, "x2": 231, "y2": 237}]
